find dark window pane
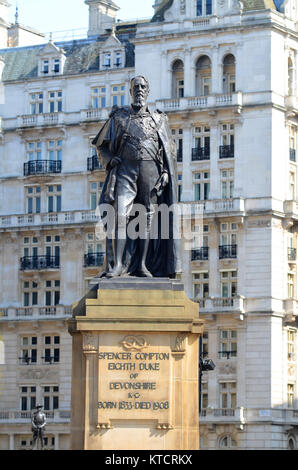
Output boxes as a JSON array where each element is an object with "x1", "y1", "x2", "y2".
[
  {"x1": 53, "y1": 396, "x2": 59, "y2": 409},
  {"x1": 45, "y1": 336, "x2": 51, "y2": 344},
  {"x1": 21, "y1": 397, "x2": 27, "y2": 411},
  {"x1": 54, "y1": 336, "x2": 60, "y2": 345},
  {"x1": 54, "y1": 349, "x2": 60, "y2": 363},
  {"x1": 44, "y1": 396, "x2": 50, "y2": 410},
  {"x1": 31, "y1": 349, "x2": 37, "y2": 363}
]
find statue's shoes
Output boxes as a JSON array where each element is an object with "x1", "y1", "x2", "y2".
[{"x1": 139, "y1": 269, "x2": 153, "y2": 278}]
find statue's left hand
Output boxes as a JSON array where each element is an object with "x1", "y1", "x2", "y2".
[{"x1": 160, "y1": 172, "x2": 169, "y2": 187}]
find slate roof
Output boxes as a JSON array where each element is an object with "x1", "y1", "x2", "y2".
[
  {"x1": 0, "y1": 31, "x2": 135, "y2": 82},
  {"x1": 151, "y1": 0, "x2": 278, "y2": 22}
]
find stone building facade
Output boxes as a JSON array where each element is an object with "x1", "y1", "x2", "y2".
[{"x1": 0, "y1": 0, "x2": 297, "y2": 450}]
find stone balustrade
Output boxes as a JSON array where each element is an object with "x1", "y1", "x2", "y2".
[
  {"x1": 0, "y1": 409, "x2": 70, "y2": 422},
  {"x1": 0, "y1": 305, "x2": 72, "y2": 320}
]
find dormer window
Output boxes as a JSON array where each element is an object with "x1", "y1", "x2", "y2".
[
  {"x1": 38, "y1": 41, "x2": 66, "y2": 77},
  {"x1": 196, "y1": 0, "x2": 212, "y2": 16},
  {"x1": 43, "y1": 60, "x2": 49, "y2": 74},
  {"x1": 104, "y1": 53, "x2": 111, "y2": 68}
]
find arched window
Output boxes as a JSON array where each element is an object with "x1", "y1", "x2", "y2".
[
  {"x1": 172, "y1": 60, "x2": 184, "y2": 98},
  {"x1": 196, "y1": 56, "x2": 212, "y2": 96},
  {"x1": 288, "y1": 57, "x2": 295, "y2": 96},
  {"x1": 223, "y1": 54, "x2": 236, "y2": 93},
  {"x1": 219, "y1": 435, "x2": 237, "y2": 449},
  {"x1": 196, "y1": 0, "x2": 212, "y2": 16}
]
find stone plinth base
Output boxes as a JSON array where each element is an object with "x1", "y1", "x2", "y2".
[{"x1": 68, "y1": 278, "x2": 203, "y2": 450}]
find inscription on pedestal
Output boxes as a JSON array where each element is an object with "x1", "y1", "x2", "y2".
[{"x1": 97, "y1": 334, "x2": 172, "y2": 425}]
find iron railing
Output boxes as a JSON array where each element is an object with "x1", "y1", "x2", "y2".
[
  {"x1": 24, "y1": 160, "x2": 62, "y2": 176},
  {"x1": 84, "y1": 252, "x2": 105, "y2": 267},
  {"x1": 87, "y1": 156, "x2": 103, "y2": 171},
  {"x1": 192, "y1": 147, "x2": 210, "y2": 161},
  {"x1": 20, "y1": 256, "x2": 60, "y2": 270},
  {"x1": 191, "y1": 247, "x2": 209, "y2": 261},
  {"x1": 219, "y1": 145, "x2": 234, "y2": 159},
  {"x1": 219, "y1": 245, "x2": 237, "y2": 259}
]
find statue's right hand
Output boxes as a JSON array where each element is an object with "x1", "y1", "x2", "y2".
[{"x1": 110, "y1": 157, "x2": 122, "y2": 168}]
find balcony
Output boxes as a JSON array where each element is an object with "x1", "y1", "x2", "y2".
[
  {"x1": 200, "y1": 407, "x2": 246, "y2": 426},
  {"x1": 288, "y1": 247, "x2": 297, "y2": 261},
  {"x1": 191, "y1": 247, "x2": 209, "y2": 261},
  {"x1": 156, "y1": 92, "x2": 242, "y2": 113},
  {"x1": 24, "y1": 160, "x2": 62, "y2": 177},
  {"x1": 0, "y1": 409, "x2": 70, "y2": 423},
  {"x1": 219, "y1": 145, "x2": 234, "y2": 159},
  {"x1": 0, "y1": 209, "x2": 101, "y2": 229},
  {"x1": 81, "y1": 108, "x2": 110, "y2": 122},
  {"x1": 290, "y1": 148, "x2": 296, "y2": 162},
  {"x1": 199, "y1": 296, "x2": 245, "y2": 314},
  {"x1": 87, "y1": 155, "x2": 103, "y2": 171},
  {"x1": 18, "y1": 112, "x2": 64, "y2": 128},
  {"x1": 0, "y1": 305, "x2": 72, "y2": 321},
  {"x1": 20, "y1": 255, "x2": 60, "y2": 271},
  {"x1": 219, "y1": 244, "x2": 237, "y2": 259},
  {"x1": 192, "y1": 147, "x2": 210, "y2": 161},
  {"x1": 84, "y1": 252, "x2": 105, "y2": 267}
]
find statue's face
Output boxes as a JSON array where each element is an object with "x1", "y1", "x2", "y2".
[{"x1": 130, "y1": 77, "x2": 149, "y2": 108}]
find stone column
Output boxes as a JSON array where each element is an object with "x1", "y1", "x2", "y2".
[
  {"x1": 82, "y1": 332, "x2": 98, "y2": 449},
  {"x1": 9, "y1": 433, "x2": 14, "y2": 450}
]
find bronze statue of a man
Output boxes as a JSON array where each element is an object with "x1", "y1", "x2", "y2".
[
  {"x1": 31, "y1": 403, "x2": 46, "y2": 450},
  {"x1": 93, "y1": 75, "x2": 181, "y2": 278}
]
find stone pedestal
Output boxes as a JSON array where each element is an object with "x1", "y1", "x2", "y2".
[{"x1": 68, "y1": 278, "x2": 204, "y2": 450}]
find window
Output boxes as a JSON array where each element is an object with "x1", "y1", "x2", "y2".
[
  {"x1": 26, "y1": 186, "x2": 41, "y2": 214},
  {"x1": 47, "y1": 185, "x2": 62, "y2": 213},
  {"x1": 220, "y1": 222, "x2": 237, "y2": 257},
  {"x1": 111, "y1": 85, "x2": 125, "y2": 106},
  {"x1": 48, "y1": 140, "x2": 62, "y2": 162},
  {"x1": 287, "y1": 383, "x2": 295, "y2": 408},
  {"x1": 20, "y1": 336, "x2": 37, "y2": 364},
  {"x1": 287, "y1": 272, "x2": 295, "y2": 298},
  {"x1": 27, "y1": 141, "x2": 42, "y2": 161},
  {"x1": 48, "y1": 91, "x2": 62, "y2": 113},
  {"x1": 219, "y1": 330, "x2": 237, "y2": 358},
  {"x1": 172, "y1": 60, "x2": 184, "y2": 98},
  {"x1": 86, "y1": 232, "x2": 104, "y2": 255},
  {"x1": 196, "y1": 56, "x2": 211, "y2": 96},
  {"x1": 172, "y1": 128, "x2": 183, "y2": 162},
  {"x1": 220, "y1": 382, "x2": 237, "y2": 409},
  {"x1": 202, "y1": 382, "x2": 208, "y2": 409},
  {"x1": 288, "y1": 57, "x2": 295, "y2": 96},
  {"x1": 90, "y1": 182, "x2": 104, "y2": 210},
  {"x1": 193, "y1": 171, "x2": 210, "y2": 201},
  {"x1": 193, "y1": 272, "x2": 209, "y2": 300},
  {"x1": 196, "y1": 0, "x2": 212, "y2": 16},
  {"x1": 44, "y1": 235, "x2": 60, "y2": 268},
  {"x1": 42, "y1": 335, "x2": 60, "y2": 364},
  {"x1": 23, "y1": 281, "x2": 39, "y2": 307},
  {"x1": 23, "y1": 236, "x2": 39, "y2": 258},
  {"x1": 177, "y1": 174, "x2": 182, "y2": 202},
  {"x1": 221, "y1": 170, "x2": 234, "y2": 199},
  {"x1": 53, "y1": 59, "x2": 60, "y2": 74},
  {"x1": 219, "y1": 435, "x2": 237, "y2": 449},
  {"x1": 20, "y1": 386, "x2": 36, "y2": 410},
  {"x1": 115, "y1": 51, "x2": 122, "y2": 67},
  {"x1": 289, "y1": 171, "x2": 296, "y2": 200},
  {"x1": 30, "y1": 93, "x2": 44, "y2": 115},
  {"x1": 193, "y1": 126, "x2": 210, "y2": 160},
  {"x1": 45, "y1": 280, "x2": 60, "y2": 306},
  {"x1": 202, "y1": 331, "x2": 208, "y2": 356},
  {"x1": 91, "y1": 87, "x2": 106, "y2": 109},
  {"x1": 221, "y1": 123, "x2": 234, "y2": 146},
  {"x1": 289, "y1": 126, "x2": 296, "y2": 162},
  {"x1": 288, "y1": 330, "x2": 296, "y2": 361},
  {"x1": 223, "y1": 54, "x2": 236, "y2": 93},
  {"x1": 42, "y1": 60, "x2": 49, "y2": 74},
  {"x1": 220, "y1": 270, "x2": 237, "y2": 298},
  {"x1": 43, "y1": 386, "x2": 59, "y2": 410},
  {"x1": 104, "y1": 53, "x2": 111, "y2": 68}
]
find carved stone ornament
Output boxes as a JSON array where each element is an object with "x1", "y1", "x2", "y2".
[
  {"x1": 180, "y1": 0, "x2": 186, "y2": 13},
  {"x1": 19, "y1": 368, "x2": 58, "y2": 380},
  {"x1": 120, "y1": 335, "x2": 149, "y2": 351},
  {"x1": 172, "y1": 333, "x2": 188, "y2": 353},
  {"x1": 219, "y1": 363, "x2": 237, "y2": 374},
  {"x1": 82, "y1": 332, "x2": 98, "y2": 352}
]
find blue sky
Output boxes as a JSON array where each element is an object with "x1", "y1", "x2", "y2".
[{"x1": 8, "y1": 0, "x2": 154, "y2": 34}]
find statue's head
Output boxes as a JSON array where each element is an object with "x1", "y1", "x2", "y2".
[
  {"x1": 130, "y1": 75, "x2": 149, "y2": 108},
  {"x1": 36, "y1": 404, "x2": 43, "y2": 410}
]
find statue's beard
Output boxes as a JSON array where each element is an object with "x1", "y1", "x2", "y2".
[{"x1": 133, "y1": 95, "x2": 146, "y2": 108}]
